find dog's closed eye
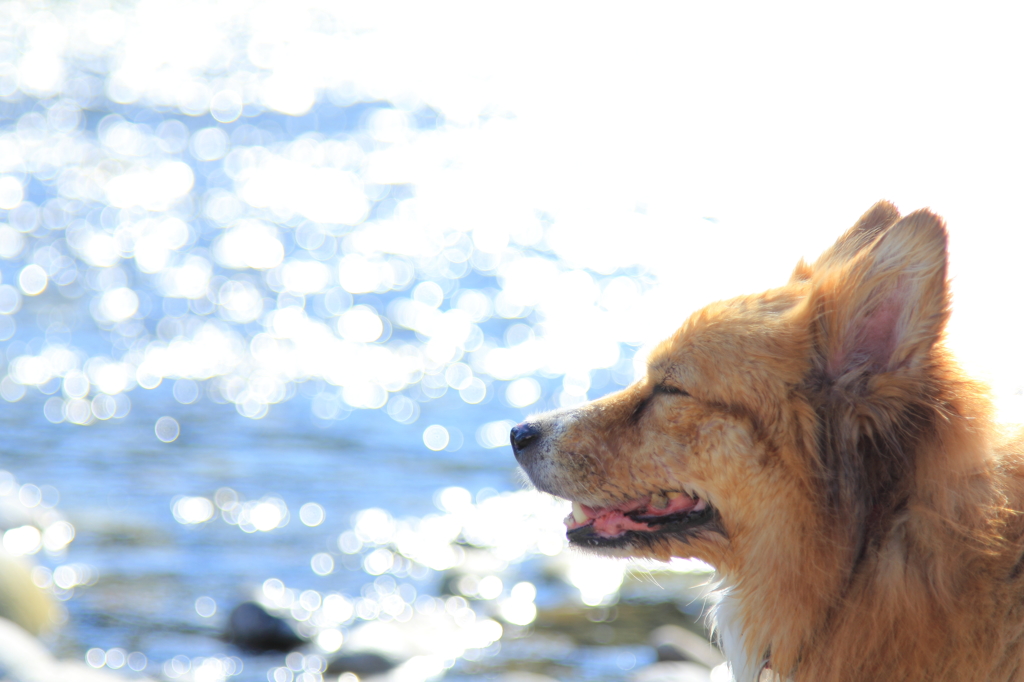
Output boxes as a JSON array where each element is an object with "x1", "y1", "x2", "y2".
[
  {"x1": 654, "y1": 384, "x2": 690, "y2": 397},
  {"x1": 630, "y1": 383, "x2": 691, "y2": 423}
]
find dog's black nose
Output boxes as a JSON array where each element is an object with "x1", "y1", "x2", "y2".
[{"x1": 510, "y1": 421, "x2": 542, "y2": 461}]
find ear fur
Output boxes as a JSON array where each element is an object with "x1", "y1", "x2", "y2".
[
  {"x1": 790, "y1": 200, "x2": 902, "y2": 282},
  {"x1": 811, "y1": 207, "x2": 949, "y2": 380}
]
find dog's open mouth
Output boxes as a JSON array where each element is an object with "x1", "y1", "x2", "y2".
[{"x1": 563, "y1": 491, "x2": 718, "y2": 548}]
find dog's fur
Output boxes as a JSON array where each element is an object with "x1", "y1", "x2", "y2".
[{"x1": 511, "y1": 202, "x2": 1024, "y2": 681}]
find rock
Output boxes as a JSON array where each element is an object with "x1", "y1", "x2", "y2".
[
  {"x1": 326, "y1": 652, "x2": 397, "y2": 676},
  {"x1": 0, "y1": 550, "x2": 56, "y2": 636},
  {"x1": 224, "y1": 602, "x2": 303, "y2": 652},
  {"x1": 0, "y1": 616, "x2": 154, "y2": 682},
  {"x1": 630, "y1": 661, "x2": 712, "y2": 682},
  {"x1": 650, "y1": 624, "x2": 724, "y2": 668}
]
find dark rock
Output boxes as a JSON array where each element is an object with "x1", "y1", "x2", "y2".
[
  {"x1": 224, "y1": 602, "x2": 303, "y2": 653},
  {"x1": 630, "y1": 661, "x2": 713, "y2": 682},
  {"x1": 650, "y1": 624, "x2": 724, "y2": 668},
  {"x1": 326, "y1": 652, "x2": 397, "y2": 676}
]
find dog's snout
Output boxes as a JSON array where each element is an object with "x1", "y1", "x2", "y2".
[{"x1": 510, "y1": 421, "x2": 542, "y2": 461}]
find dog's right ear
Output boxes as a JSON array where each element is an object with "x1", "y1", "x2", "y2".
[{"x1": 790, "y1": 201, "x2": 901, "y2": 282}]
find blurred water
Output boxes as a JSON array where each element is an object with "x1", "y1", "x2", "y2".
[
  {"x1": 4, "y1": 389, "x2": 521, "y2": 676},
  {"x1": 0, "y1": 3, "x2": 708, "y2": 681}
]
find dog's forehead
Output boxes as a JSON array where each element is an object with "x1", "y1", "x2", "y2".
[{"x1": 648, "y1": 289, "x2": 805, "y2": 385}]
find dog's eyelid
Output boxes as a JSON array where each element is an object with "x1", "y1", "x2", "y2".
[{"x1": 655, "y1": 383, "x2": 690, "y2": 397}]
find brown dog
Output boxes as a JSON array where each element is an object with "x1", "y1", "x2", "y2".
[{"x1": 511, "y1": 202, "x2": 1024, "y2": 681}]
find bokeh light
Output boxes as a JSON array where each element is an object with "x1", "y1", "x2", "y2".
[
  {"x1": 155, "y1": 416, "x2": 181, "y2": 443},
  {"x1": 299, "y1": 502, "x2": 325, "y2": 527},
  {"x1": 422, "y1": 425, "x2": 449, "y2": 451},
  {"x1": 195, "y1": 596, "x2": 217, "y2": 618}
]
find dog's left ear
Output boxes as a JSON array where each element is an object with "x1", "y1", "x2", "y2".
[
  {"x1": 790, "y1": 200, "x2": 901, "y2": 282},
  {"x1": 810, "y1": 209, "x2": 949, "y2": 379}
]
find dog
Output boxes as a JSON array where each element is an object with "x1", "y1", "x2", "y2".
[{"x1": 510, "y1": 201, "x2": 1024, "y2": 682}]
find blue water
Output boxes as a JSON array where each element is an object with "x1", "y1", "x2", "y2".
[
  {"x1": 0, "y1": 5, "x2": 687, "y2": 681},
  {"x1": 11, "y1": 384, "x2": 521, "y2": 657}
]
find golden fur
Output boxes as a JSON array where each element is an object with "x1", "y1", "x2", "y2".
[{"x1": 511, "y1": 202, "x2": 1024, "y2": 681}]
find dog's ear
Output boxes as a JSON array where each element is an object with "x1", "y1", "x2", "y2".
[
  {"x1": 790, "y1": 201, "x2": 901, "y2": 282},
  {"x1": 810, "y1": 208, "x2": 949, "y2": 378}
]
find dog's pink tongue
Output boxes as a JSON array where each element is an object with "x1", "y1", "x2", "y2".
[
  {"x1": 591, "y1": 511, "x2": 655, "y2": 536},
  {"x1": 587, "y1": 494, "x2": 699, "y2": 537}
]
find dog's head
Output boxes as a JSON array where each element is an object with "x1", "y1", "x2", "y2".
[{"x1": 512, "y1": 201, "x2": 968, "y2": 574}]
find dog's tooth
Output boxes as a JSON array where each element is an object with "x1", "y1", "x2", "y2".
[
  {"x1": 666, "y1": 491, "x2": 682, "y2": 500},
  {"x1": 572, "y1": 501, "x2": 588, "y2": 524},
  {"x1": 650, "y1": 493, "x2": 668, "y2": 509}
]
